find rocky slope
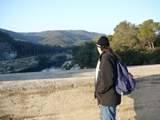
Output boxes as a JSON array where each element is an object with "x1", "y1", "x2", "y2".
[{"x1": 0, "y1": 56, "x2": 39, "y2": 74}]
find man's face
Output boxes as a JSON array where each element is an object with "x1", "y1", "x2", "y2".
[{"x1": 97, "y1": 46, "x2": 103, "y2": 55}]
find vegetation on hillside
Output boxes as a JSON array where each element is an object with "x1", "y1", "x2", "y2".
[
  {"x1": 0, "y1": 29, "x2": 102, "y2": 47},
  {"x1": 0, "y1": 19, "x2": 160, "y2": 73},
  {"x1": 0, "y1": 31, "x2": 70, "y2": 73},
  {"x1": 72, "y1": 19, "x2": 160, "y2": 68},
  {"x1": 0, "y1": 31, "x2": 67, "y2": 57}
]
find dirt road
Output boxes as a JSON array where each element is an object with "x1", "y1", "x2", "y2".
[{"x1": 0, "y1": 64, "x2": 160, "y2": 120}]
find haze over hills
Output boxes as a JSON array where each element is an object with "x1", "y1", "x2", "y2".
[{"x1": 0, "y1": 28, "x2": 103, "y2": 47}]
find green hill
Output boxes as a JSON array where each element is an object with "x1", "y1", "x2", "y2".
[{"x1": 0, "y1": 29, "x2": 103, "y2": 47}]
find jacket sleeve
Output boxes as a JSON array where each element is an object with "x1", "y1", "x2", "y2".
[{"x1": 96, "y1": 54, "x2": 114, "y2": 94}]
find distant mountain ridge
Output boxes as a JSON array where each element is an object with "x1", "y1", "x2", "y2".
[{"x1": 0, "y1": 28, "x2": 103, "y2": 47}]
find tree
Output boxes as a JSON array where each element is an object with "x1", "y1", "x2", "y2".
[
  {"x1": 112, "y1": 21, "x2": 139, "y2": 51},
  {"x1": 107, "y1": 35, "x2": 113, "y2": 41},
  {"x1": 72, "y1": 41, "x2": 98, "y2": 68},
  {"x1": 155, "y1": 34, "x2": 160, "y2": 47},
  {"x1": 137, "y1": 19, "x2": 159, "y2": 49},
  {"x1": 0, "y1": 31, "x2": 14, "y2": 43}
]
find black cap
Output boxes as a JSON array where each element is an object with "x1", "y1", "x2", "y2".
[{"x1": 96, "y1": 36, "x2": 110, "y2": 48}]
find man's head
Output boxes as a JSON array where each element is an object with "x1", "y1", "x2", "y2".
[{"x1": 96, "y1": 36, "x2": 110, "y2": 54}]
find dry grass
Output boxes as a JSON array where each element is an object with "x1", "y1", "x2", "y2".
[{"x1": 0, "y1": 64, "x2": 160, "y2": 120}]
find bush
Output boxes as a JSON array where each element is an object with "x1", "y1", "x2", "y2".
[
  {"x1": 116, "y1": 48, "x2": 160, "y2": 66},
  {"x1": 148, "y1": 48, "x2": 160, "y2": 64},
  {"x1": 72, "y1": 41, "x2": 98, "y2": 68},
  {"x1": 72, "y1": 41, "x2": 160, "y2": 68},
  {"x1": 116, "y1": 49, "x2": 146, "y2": 66}
]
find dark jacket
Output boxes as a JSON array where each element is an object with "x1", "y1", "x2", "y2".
[{"x1": 95, "y1": 51, "x2": 121, "y2": 106}]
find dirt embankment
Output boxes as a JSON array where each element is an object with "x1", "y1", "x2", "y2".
[{"x1": 0, "y1": 64, "x2": 160, "y2": 120}]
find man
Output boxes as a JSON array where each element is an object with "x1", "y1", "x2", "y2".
[{"x1": 95, "y1": 36, "x2": 121, "y2": 120}]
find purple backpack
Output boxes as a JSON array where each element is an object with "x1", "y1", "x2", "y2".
[{"x1": 115, "y1": 61, "x2": 136, "y2": 95}]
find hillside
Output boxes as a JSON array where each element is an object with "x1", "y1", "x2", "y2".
[
  {"x1": 0, "y1": 28, "x2": 103, "y2": 47},
  {"x1": 0, "y1": 31, "x2": 71, "y2": 73},
  {"x1": 0, "y1": 30, "x2": 67, "y2": 56},
  {"x1": 0, "y1": 31, "x2": 17, "y2": 60}
]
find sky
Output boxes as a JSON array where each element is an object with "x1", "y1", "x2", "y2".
[{"x1": 0, "y1": 0, "x2": 160, "y2": 34}]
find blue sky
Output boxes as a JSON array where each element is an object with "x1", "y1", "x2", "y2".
[{"x1": 0, "y1": 0, "x2": 160, "y2": 34}]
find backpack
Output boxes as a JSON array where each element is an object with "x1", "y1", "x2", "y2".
[{"x1": 115, "y1": 60, "x2": 136, "y2": 95}]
